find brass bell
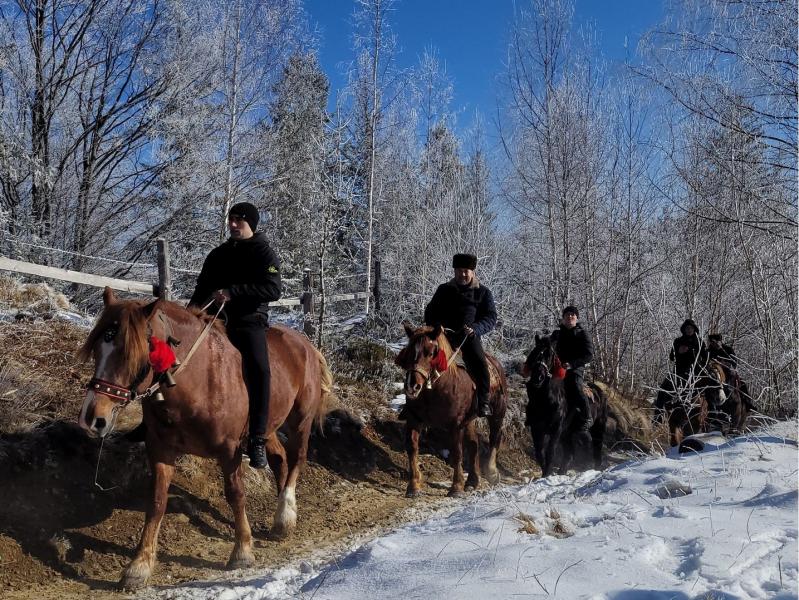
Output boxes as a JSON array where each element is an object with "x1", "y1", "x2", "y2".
[{"x1": 154, "y1": 391, "x2": 165, "y2": 402}]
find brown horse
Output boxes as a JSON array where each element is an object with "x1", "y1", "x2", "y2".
[
  {"x1": 704, "y1": 359, "x2": 752, "y2": 435},
  {"x1": 664, "y1": 367, "x2": 715, "y2": 447},
  {"x1": 78, "y1": 288, "x2": 332, "y2": 590},
  {"x1": 395, "y1": 324, "x2": 506, "y2": 497}
]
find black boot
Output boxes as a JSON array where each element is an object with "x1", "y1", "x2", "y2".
[
  {"x1": 477, "y1": 397, "x2": 492, "y2": 417},
  {"x1": 246, "y1": 436, "x2": 268, "y2": 469}
]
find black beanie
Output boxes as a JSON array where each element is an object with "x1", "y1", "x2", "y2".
[
  {"x1": 229, "y1": 202, "x2": 259, "y2": 231},
  {"x1": 452, "y1": 253, "x2": 478, "y2": 270},
  {"x1": 562, "y1": 305, "x2": 579, "y2": 317}
]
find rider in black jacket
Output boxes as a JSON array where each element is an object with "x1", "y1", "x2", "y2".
[
  {"x1": 189, "y1": 202, "x2": 281, "y2": 468},
  {"x1": 551, "y1": 306, "x2": 594, "y2": 430},
  {"x1": 424, "y1": 253, "x2": 497, "y2": 417}
]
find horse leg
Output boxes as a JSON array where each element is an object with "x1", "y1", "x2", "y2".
[
  {"x1": 591, "y1": 423, "x2": 604, "y2": 470},
  {"x1": 271, "y1": 417, "x2": 311, "y2": 540},
  {"x1": 405, "y1": 423, "x2": 422, "y2": 498},
  {"x1": 448, "y1": 426, "x2": 466, "y2": 497},
  {"x1": 119, "y1": 457, "x2": 175, "y2": 590},
  {"x1": 265, "y1": 432, "x2": 288, "y2": 493},
  {"x1": 484, "y1": 413, "x2": 502, "y2": 485},
  {"x1": 220, "y1": 454, "x2": 254, "y2": 569},
  {"x1": 464, "y1": 421, "x2": 480, "y2": 491}
]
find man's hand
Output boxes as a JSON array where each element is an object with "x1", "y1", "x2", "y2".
[
  {"x1": 463, "y1": 325, "x2": 475, "y2": 337},
  {"x1": 213, "y1": 289, "x2": 231, "y2": 304}
]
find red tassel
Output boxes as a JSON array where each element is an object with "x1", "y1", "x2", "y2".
[
  {"x1": 552, "y1": 356, "x2": 567, "y2": 380},
  {"x1": 149, "y1": 336, "x2": 176, "y2": 374},
  {"x1": 430, "y1": 349, "x2": 448, "y2": 372}
]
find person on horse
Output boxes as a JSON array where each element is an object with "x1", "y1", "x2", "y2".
[
  {"x1": 423, "y1": 253, "x2": 497, "y2": 417},
  {"x1": 653, "y1": 318, "x2": 709, "y2": 422},
  {"x1": 551, "y1": 306, "x2": 594, "y2": 431},
  {"x1": 188, "y1": 201, "x2": 282, "y2": 469}
]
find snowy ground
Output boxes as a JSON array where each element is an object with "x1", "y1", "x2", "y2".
[{"x1": 143, "y1": 422, "x2": 798, "y2": 600}]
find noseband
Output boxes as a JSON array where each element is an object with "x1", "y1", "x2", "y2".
[{"x1": 87, "y1": 364, "x2": 152, "y2": 407}]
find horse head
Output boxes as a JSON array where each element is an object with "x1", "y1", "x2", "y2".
[
  {"x1": 701, "y1": 360, "x2": 728, "y2": 408},
  {"x1": 77, "y1": 287, "x2": 161, "y2": 437},
  {"x1": 395, "y1": 322, "x2": 452, "y2": 400},
  {"x1": 525, "y1": 333, "x2": 556, "y2": 388}
]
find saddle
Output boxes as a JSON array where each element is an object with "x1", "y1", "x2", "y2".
[{"x1": 450, "y1": 354, "x2": 502, "y2": 392}]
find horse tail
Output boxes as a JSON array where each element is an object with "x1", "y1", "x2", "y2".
[{"x1": 315, "y1": 349, "x2": 335, "y2": 432}]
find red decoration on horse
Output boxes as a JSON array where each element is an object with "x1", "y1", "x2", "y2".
[
  {"x1": 149, "y1": 336, "x2": 176, "y2": 374},
  {"x1": 552, "y1": 356, "x2": 567, "y2": 380}
]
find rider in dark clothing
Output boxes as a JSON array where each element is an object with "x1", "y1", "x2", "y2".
[
  {"x1": 188, "y1": 202, "x2": 281, "y2": 469},
  {"x1": 551, "y1": 306, "x2": 594, "y2": 430},
  {"x1": 654, "y1": 318, "x2": 708, "y2": 422},
  {"x1": 424, "y1": 253, "x2": 497, "y2": 417}
]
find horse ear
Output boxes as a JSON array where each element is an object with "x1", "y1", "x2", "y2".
[
  {"x1": 103, "y1": 287, "x2": 117, "y2": 306},
  {"x1": 535, "y1": 333, "x2": 540, "y2": 343},
  {"x1": 432, "y1": 324, "x2": 444, "y2": 338},
  {"x1": 403, "y1": 321, "x2": 415, "y2": 338},
  {"x1": 141, "y1": 298, "x2": 162, "y2": 319}
]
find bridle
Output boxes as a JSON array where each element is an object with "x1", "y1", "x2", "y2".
[
  {"x1": 87, "y1": 300, "x2": 225, "y2": 409},
  {"x1": 404, "y1": 330, "x2": 468, "y2": 395}
]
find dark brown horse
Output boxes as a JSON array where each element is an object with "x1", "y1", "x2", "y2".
[
  {"x1": 78, "y1": 288, "x2": 332, "y2": 590},
  {"x1": 395, "y1": 324, "x2": 506, "y2": 497},
  {"x1": 522, "y1": 333, "x2": 607, "y2": 476},
  {"x1": 663, "y1": 368, "x2": 714, "y2": 447}
]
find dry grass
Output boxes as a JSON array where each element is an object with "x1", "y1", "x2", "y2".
[
  {"x1": 0, "y1": 319, "x2": 91, "y2": 435},
  {"x1": 514, "y1": 512, "x2": 538, "y2": 535},
  {"x1": 0, "y1": 275, "x2": 70, "y2": 312}
]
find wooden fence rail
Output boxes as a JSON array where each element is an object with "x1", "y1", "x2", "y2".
[{"x1": 0, "y1": 239, "x2": 375, "y2": 339}]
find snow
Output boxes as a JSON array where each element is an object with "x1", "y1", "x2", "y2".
[{"x1": 142, "y1": 421, "x2": 798, "y2": 600}]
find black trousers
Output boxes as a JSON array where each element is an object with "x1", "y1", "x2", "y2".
[
  {"x1": 564, "y1": 367, "x2": 591, "y2": 423},
  {"x1": 227, "y1": 317, "x2": 271, "y2": 438},
  {"x1": 452, "y1": 334, "x2": 490, "y2": 405}
]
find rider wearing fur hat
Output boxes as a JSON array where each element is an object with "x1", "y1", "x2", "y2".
[{"x1": 424, "y1": 253, "x2": 497, "y2": 417}]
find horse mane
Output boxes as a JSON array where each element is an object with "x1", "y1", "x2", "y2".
[{"x1": 78, "y1": 300, "x2": 150, "y2": 380}]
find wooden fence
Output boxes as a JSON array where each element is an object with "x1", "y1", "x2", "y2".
[{"x1": 0, "y1": 238, "x2": 375, "y2": 338}]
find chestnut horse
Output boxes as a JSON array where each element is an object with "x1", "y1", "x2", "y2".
[
  {"x1": 78, "y1": 288, "x2": 332, "y2": 590},
  {"x1": 395, "y1": 324, "x2": 506, "y2": 497},
  {"x1": 522, "y1": 333, "x2": 607, "y2": 476}
]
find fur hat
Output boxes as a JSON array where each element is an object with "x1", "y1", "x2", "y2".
[
  {"x1": 452, "y1": 253, "x2": 478, "y2": 270},
  {"x1": 229, "y1": 202, "x2": 259, "y2": 231},
  {"x1": 562, "y1": 305, "x2": 579, "y2": 317}
]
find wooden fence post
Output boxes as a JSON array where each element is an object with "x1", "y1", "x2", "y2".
[
  {"x1": 302, "y1": 268, "x2": 315, "y2": 338},
  {"x1": 156, "y1": 239, "x2": 171, "y2": 300},
  {"x1": 373, "y1": 260, "x2": 381, "y2": 312}
]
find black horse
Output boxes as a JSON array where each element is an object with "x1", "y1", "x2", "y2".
[{"x1": 523, "y1": 333, "x2": 608, "y2": 476}]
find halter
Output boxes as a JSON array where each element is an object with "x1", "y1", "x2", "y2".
[
  {"x1": 87, "y1": 300, "x2": 226, "y2": 409},
  {"x1": 405, "y1": 330, "x2": 469, "y2": 393}
]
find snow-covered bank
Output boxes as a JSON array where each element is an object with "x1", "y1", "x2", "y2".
[{"x1": 146, "y1": 422, "x2": 798, "y2": 600}]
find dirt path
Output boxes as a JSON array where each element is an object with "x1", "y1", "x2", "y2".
[{"x1": 0, "y1": 414, "x2": 535, "y2": 600}]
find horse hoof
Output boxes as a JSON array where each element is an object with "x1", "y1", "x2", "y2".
[
  {"x1": 269, "y1": 523, "x2": 292, "y2": 541},
  {"x1": 447, "y1": 489, "x2": 466, "y2": 498},
  {"x1": 405, "y1": 489, "x2": 421, "y2": 498},
  {"x1": 227, "y1": 555, "x2": 255, "y2": 570},
  {"x1": 118, "y1": 572, "x2": 148, "y2": 591},
  {"x1": 465, "y1": 480, "x2": 479, "y2": 491}
]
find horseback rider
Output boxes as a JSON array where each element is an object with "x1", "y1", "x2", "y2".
[
  {"x1": 654, "y1": 319, "x2": 709, "y2": 422},
  {"x1": 423, "y1": 253, "x2": 497, "y2": 417},
  {"x1": 188, "y1": 202, "x2": 281, "y2": 469},
  {"x1": 551, "y1": 306, "x2": 594, "y2": 431}
]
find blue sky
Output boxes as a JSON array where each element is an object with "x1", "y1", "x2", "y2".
[{"x1": 305, "y1": 0, "x2": 664, "y2": 126}]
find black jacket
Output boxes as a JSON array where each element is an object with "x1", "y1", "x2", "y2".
[
  {"x1": 424, "y1": 277, "x2": 497, "y2": 338},
  {"x1": 551, "y1": 323, "x2": 593, "y2": 370},
  {"x1": 669, "y1": 319, "x2": 707, "y2": 373},
  {"x1": 189, "y1": 232, "x2": 281, "y2": 324}
]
